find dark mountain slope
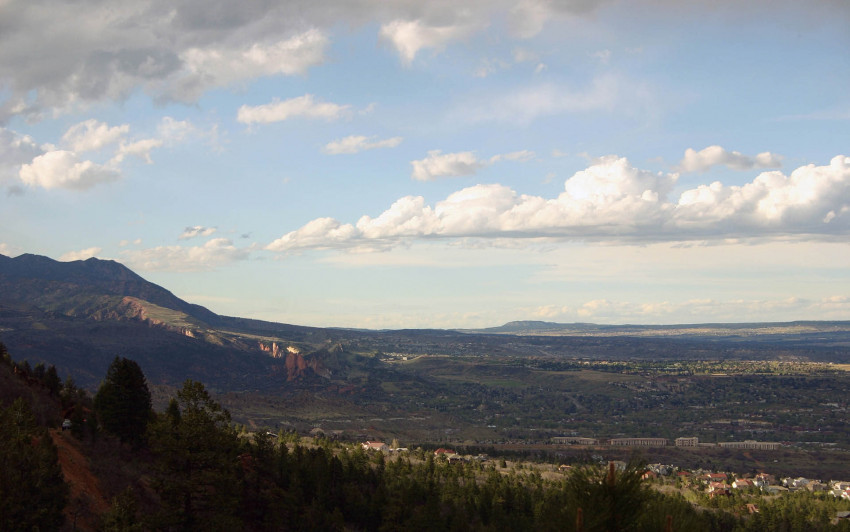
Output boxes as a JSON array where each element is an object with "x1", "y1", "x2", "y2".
[
  {"x1": 0, "y1": 302, "x2": 286, "y2": 389},
  {"x1": 0, "y1": 253, "x2": 220, "y2": 325},
  {"x1": 0, "y1": 254, "x2": 342, "y2": 389}
]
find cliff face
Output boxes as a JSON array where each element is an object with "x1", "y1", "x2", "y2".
[{"x1": 98, "y1": 297, "x2": 197, "y2": 338}]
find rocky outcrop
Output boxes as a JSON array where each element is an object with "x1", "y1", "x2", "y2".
[
  {"x1": 102, "y1": 297, "x2": 198, "y2": 338},
  {"x1": 284, "y1": 350, "x2": 332, "y2": 381},
  {"x1": 258, "y1": 342, "x2": 283, "y2": 358},
  {"x1": 258, "y1": 342, "x2": 304, "y2": 359},
  {"x1": 257, "y1": 341, "x2": 331, "y2": 380}
]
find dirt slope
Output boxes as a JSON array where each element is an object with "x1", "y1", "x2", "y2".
[{"x1": 50, "y1": 429, "x2": 110, "y2": 531}]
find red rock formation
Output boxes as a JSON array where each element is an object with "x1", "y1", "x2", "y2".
[
  {"x1": 258, "y1": 342, "x2": 283, "y2": 358},
  {"x1": 284, "y1": 350, "x2": 310, "y2": 380}
]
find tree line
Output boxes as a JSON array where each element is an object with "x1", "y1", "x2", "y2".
[{"x1": 3, "y1": 343, "x2": 850, "y2": 531}]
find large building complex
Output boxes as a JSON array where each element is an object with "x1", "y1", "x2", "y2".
[
  {"x1": 552, "y1": 437, "x2": 599, "y2": 445},
  {"x1": 609, "y1": 438, "x2": 668, "y2": 447},
  {"x1": 718, "y1": 440, "x2": 782, "y2": 451}
]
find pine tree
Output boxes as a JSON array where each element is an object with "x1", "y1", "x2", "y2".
[
  {"x1": 563, "y1": 459, "x2": 651, "y2": 532},
  {"x1": 0, "y1": 342, "x2": 10, "y2": 366},
  {"x1": 44, "y1": 364, "x2": 62, "y2": 396},
  {"x1": 0, "y1": 398, "x2": 68, "y2": 530},
  {"x1": 94, "y1": 357, "x2": 152, "y2": 446},
  {"x1": 147, "y1": 380, "x2": 242, "y2": 531},
  {"x1": 101, "y1": 487, "x2": 144, "y2": 532}
]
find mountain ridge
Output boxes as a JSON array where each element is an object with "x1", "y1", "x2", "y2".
[
  {"x1": 0, "y1": 253, "x2": 350, "y2": 388},
  {"x1": 4, "y1": 253, "x2": 849, "y2": 335},
  {"x1": 0, "y1": 253, "x2": 221, "y2": 326}
]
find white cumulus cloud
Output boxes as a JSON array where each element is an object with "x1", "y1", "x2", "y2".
[
  {"x1": 323, "y1": 135, "x2": 403, "y2": 155},
  {"x1": 19, "y1": 150, "x2": 120, "y2": 190},
  {"x1": 266, "y1": 155, "x2": 850, "y2": 253},
  {"x1": 411, "y1": 150, "x2": 487, "y2": 181},
  {"x1": 173, "y1": 30, "x2": 328, "y2": 102},
  {"x1": 0, "y1": 128, "x2": 44, "y2": 186},
  {"x1": 61, "y1": 119, "x2": 129, "y2": 153},
  {"x1": 121, "y1": 238, "x2": 249, "y2": 272},
  {"x1": 675, "y1": 155, "x2": 850, "y2": 231},
  {"x1": 678, "y1": 145, "x2": 783, "y2": 172},
  {"x1": 266, "y1": 218, "x2": 358, "y2": 252},
  {"x1": 237, "y1": 94, "x2": 350, "y2": 125},
  {"x1": 379, "y1": 19, "x2": 481, "y2": 65},
  {"x1": 111, "y1": 138, "x2": 164, "y2": 164}
]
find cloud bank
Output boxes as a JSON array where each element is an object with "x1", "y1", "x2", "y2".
[
  {"x1": 1, "y1": 0, "x2": 845, "y2": 122},
  {"x1": 267, "y1": 155, "x2": 850, "y2": 252}
]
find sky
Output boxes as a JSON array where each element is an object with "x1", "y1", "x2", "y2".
[{"x1": 1, "y1": 0, "x2": 849, "y2": 329}]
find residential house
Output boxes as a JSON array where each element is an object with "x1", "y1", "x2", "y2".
[
  {"x1": 754, "y1": 473, "x2": 774, "y2": 488},
  {"x1": 641, "y1": 470, "x2": 657, "y2": 481},
  {"x1": 362, "y1": 441, "x2": 388, "y2": 452},
  {"x1": 733, "y1": 479, "x2": 754, "y2": 489},
  {"x1": 708, "y1": 482, "x2": 730, "y2": 497},
  {"x1": 808, "y1": 481, "x2": 828, "y2": 492}
]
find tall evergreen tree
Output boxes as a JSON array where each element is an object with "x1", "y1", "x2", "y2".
[
  {"x1": 94, "y1": 357, "x2": 152, "y2": 446},
  {"x1": 562, "y1": 459, "x2": 651, "y2": 532},
  {"x1": 0, "y1": 398, "x2": 68, "y2": 530},
  {"x1": 147, "y1": 380, "x2": 242, "y2": 531},
  {"x1": 44, "y1": 364, "x2": 62, "y2": 396},
  {"x1": 0, "y1": 342, "x2": 10, "y2": 366}
]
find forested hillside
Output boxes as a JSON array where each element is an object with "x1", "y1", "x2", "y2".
[{"x1": 4, "y1": 343, "x2": 850, "y2": 531}]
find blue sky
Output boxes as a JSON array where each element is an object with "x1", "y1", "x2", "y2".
[{"x1": 1, "y1": 0, "x2": 849, "y2": 328}]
